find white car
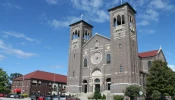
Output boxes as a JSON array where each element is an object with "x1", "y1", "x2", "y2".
[
  {"x1": 59, "y1": 95, "x2": 67, "y2": 100},
  {"x1": 10, "y1": 94, "x2": 15, "y2": 98}
]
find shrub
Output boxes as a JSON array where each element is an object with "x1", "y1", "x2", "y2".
[
  {"x1": 151, "y1": 90, "x2": 161, "y2": 100},
  {"x1": 102, "y1": 94, "x2": 106, "y2": 100},
  {"x1": 114, "y1": 95, "x2": 124, "y2": 100},
  {"x1": 21, "y1": 93, "x2": 28, "y2": 98},
  {"x1": 93, "y1": 89, "x2": 101, "y2": 99}
]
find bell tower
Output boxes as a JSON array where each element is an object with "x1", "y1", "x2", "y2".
[
  {"x1": 67, "y1": 20, "x2": 93, "y2": 93},
  {"x1": 108, "y1": 3, "x2": 139, "y2": 94}
]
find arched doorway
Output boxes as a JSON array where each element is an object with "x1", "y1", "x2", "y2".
[
  {"x1": 83, "y1": 80, "x2": 88, "y2": 93},
  {"x1": 91, "y1": 69, "x2": 102, "y2": 92},
  {"x1": 106, "y1": 78, "x2": 111, "y2": 90},
  {"x1": 94, "y1": 78, "x2": 100, "y2": 92}
]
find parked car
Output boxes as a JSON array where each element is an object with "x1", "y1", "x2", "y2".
[
  {"x1": 52, "y1": 95, "x2": 59, "y2": 100},
  {"x1": 14, "y1": 94, "x2": 21, "y2": 98},
  {"x1": 59, "y1": 95, "x2": 67, "y2": 100},
  {"x1": 4, "y1": 94, "x2": 11, "y2": 98},
  {"x1": 44, "y1": 95, "x2": 52, "y2": 100},
  {"x1": 38, "y1": 96, "x2": 44, "y2": 100},
  {"x1": 30, "y1": 94, "x2": 37, "y2": 100},
  {"x1": 0, "y1": 93, "x2": 4, "y2": 97},
  {"x1": 9, "y1": 94, "x2": 15, "y2": 98}
]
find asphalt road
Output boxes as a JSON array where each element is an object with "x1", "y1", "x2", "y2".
[{"x1": 0, "y1": 97, "x2": 30, "y2": 100}]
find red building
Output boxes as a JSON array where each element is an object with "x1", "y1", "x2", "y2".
[{"x1": 11, "y1": 70, "x2": 67, "y2": 96}]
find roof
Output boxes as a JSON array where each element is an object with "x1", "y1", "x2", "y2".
[
  {"x1": 138, "y1": 50, "x2": 159, "y2": 58},
  {"x1": 69, "y1": 20, "x2": 93, "y2": 28},
  {"x1": 14, "y1": 70, "x2": 67, "y2": 83},
  {"x1": 83, "y1": 33, "x2": 110, "y2": 47},
  {"x1": 108, "y1": 2, "x2": 136, "y2": 13}
]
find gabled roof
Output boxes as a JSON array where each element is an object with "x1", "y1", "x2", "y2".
[
  {"x1": 14, "y1": 70, "x2": 67, "y2": 83},
  {"x1": 69, "y1": 20, "x2": 93, "y2": 28},
  {"x1": 83, "y1": 33, "x2": 110, "y2": 47},
  {"x1": 108, "y1": 2, "x2": 136, "y2": 13},
  {"x1": 138, "y1": 50, "x2": 159, "y2": 58}
]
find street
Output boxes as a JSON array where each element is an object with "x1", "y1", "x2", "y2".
[{"x1": 0, "y1": 98, "x2": 30, "y2": 100}]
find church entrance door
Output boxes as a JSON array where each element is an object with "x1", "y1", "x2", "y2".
[{"x1": 95, "y1": 84, "x2": 100, "y2": 91}]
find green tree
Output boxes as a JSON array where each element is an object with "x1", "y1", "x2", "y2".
[
  {"x1": 146, "y1": 60, "x2": 175, "y2": 97},
  {"x1": 0, "y1": 68, "x2": 9, "y2": 93},
  {"x1": 10, "y1": 73, "x2": 22, "y2": 81},
  {"x1": 93, "y1": 88, "x2": 101, "y2": 100},
  {"x1": 124, "y1": 85, "x2": 141, "y2": 100},
  {"x1": 151, "y1": 90, "x2": 161, "y2": 100}
]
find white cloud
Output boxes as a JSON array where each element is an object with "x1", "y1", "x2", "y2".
[
  {"x1": 168, "y1": 65, "x2": 175, "y2": 71},
  {"x1": 45, "y1": 0, "x2": 58, "y2": 5},
  {"x1": 48, "y1": 16, "x2": 80, "y2": 28},
  {"x1": 150, "y1": 0, "x2": 174, "y2": 11},
  {"x1": 50, "y1": 66, "x2": 63, "y2": 68},
  {"x1": 139, "y1": 9, "x2": 159, "y2": 22},
  {"x1": 2, "y1": 31, "x2": 40, "y2": 44},
  {"x1": 0, "y1": 54, "x2": 5, "y2": 60},
  {"x1": 0, "y1": 40, "x2": 36, "y2": 58},
  {"x1": 91, "y1": 10, "x2": 109, "y2": 23},
  {"x1": 1, "y1": 2, "x2": 22, "y2": 9},
  {"x1": 137, "y1": 20, "x2": 149, "y2": 26},
  {"x1": 70, "y1": 0, "x2": 109, "y2": 23},
  {"x1": 139, "y1": 29, "x2": 155, "y2": 34}
]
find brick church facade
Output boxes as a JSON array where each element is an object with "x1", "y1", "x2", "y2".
[{"x1": 66, "y1": 3, "x2": 166, "y2": 95}]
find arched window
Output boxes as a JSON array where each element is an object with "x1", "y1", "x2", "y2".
[
  {"x1": 148, "y1": 61, "x2": 152, "y2": 69},
  {"x1": 122, "y1": 15, "x2": 125, "y2": 24},
  {"x1": 106, "y1": 54, "x2": 111, "y2": 64},
  {"x1": 106, "y1": 78, "x2": 111, "y2": 90},
  {"x1": 72, "y1": 32, "x2": 75, "y2": 40},
  {"x1": 113, "y1": 18, "x2": 116, "y2": 27},
  {"x1": 78, "y1": 30, "x2": 80, "y2": 37},
  {"x1": 139, "y1": 60, "x2": 141, "y2": 68},
  {"x1": 83, "y1": 80, "x2": 87, "y2": 93},
  {"x1": 73, "y1": 71, "x2": 75, "y2": 77},
  {"x1": 75, "y1": 30, "x2": 78, "y2": 39},
  {"x1": 94, "y1": 78, "x2": 100, "y2": 83},
  {"x1": 120, "y1": 65, "x2": 123, "y2": 72},
  {"x1": 84, "y1": 58, "x2": 87, "y2": 67},
  {"x1": 83, "y1": 80, "x2": 87, "y2": 83},
  {"x1": 117, "y1": 15, "x2": 121, "y2": 25}
]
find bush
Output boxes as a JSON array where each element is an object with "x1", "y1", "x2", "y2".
[
  {"x1": 21, "y1": 93, "x2": 28, "y2": 98},
  {"x1": 164, "y1": 93, "x2": 170, "y2": 96},
  {"x1": 93, "y1": 89, "x2": 101, "y2": 99},
  {"x1": 124, "y1": 85, "x2": 141, "y2": 100},
  {"x1": 114, "y1": 95, "x2": 124, "y2": 100},
  {"x1": 151, "y1": 90, "x2": 161, "y2": 100},
  {"x1": 102, "y1": 94, "x2": 106, "y2": 100}
]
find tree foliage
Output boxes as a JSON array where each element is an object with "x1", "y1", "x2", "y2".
[
  {"x1": 151, "y1": 90, "x2": 161, "y2": 100},
  {"x1": 114, "y1": 95, "x2": 124, "y2": 100},
  {"x1": 93, "y1": 88, "x2": 102, "y2": 99},
  {"x1": 124, "y1": 85, "x2": 141, "y2": 100},
  {"x1": 0, "y1": 68, "x2": 9, "y2": 92},
  {"x1": 10, "y1": 73, "x2": 22, "y2": 81},
  {"x1": 146, "y1": 60, "x2": 175, "y2": 97}
]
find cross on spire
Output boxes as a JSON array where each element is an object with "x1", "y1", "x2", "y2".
[{"x1": 81, "y1": 14, "x2": 83, "y2": 20}]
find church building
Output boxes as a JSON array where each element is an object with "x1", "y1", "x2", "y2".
[{"x1": 66, "y1": 3, "x2": 166, "y2": 95}]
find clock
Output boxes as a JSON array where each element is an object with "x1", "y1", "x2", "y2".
[{"x1": 91, "y1": 52, "x2": 102, "y2": 64}]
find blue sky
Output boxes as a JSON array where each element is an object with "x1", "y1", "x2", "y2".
[{"x1": 0, "y1": 0, "x2": 175, "y2": 76}]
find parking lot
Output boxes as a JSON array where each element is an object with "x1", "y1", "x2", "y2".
[{"x1": 0, "y1": 98, "x2": 30, "y2": 100}]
